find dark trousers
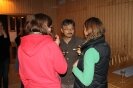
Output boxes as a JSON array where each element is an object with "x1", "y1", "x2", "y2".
[
  {"x1": 15, "y1": 56, "x2": 24, "y2": 88},
  {"x1": 21, "y1": 81, "x2": 24, "y2": 88},
  {"x1": 0, "y1": 59, "x2": 9, "y2": 88}
]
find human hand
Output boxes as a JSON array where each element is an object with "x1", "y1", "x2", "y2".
[
  {"x1": 76, "y1": 45, "x2": 81, "y2": 55},
  {"x1": 55, "y1": 35, "x2": 60, "y2": 45},
  {"x1": 73, "y1": 45, "x2": 81, "y2": 55},
  {"x1": 77, "y1": 47, "x2": 81, "y2": 55},
  {"x1": 0, "y1": 27, "x2": 7, "y2": 38},
  {"x1": 2, "y1": 29, "x2": 7, "y2": 38},
  {"x1": 73, "y1": 60, "x2": 79, "y2": 67}
]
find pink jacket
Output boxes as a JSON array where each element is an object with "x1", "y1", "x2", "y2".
[{"x1": 18, "y1": 34, "x2": 67, "y2": 88}]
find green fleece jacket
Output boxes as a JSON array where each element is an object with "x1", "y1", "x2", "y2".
[{"x1": 72, "y1": 48, "x2": 99, "y2": 86}]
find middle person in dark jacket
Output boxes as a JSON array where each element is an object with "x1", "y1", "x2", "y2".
[{"x1": 60, "y1": 19, "x2": 84, "y2": 88}]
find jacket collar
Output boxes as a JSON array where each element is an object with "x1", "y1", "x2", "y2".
[{"x1": 81, "y1": 35, "x2": 105, "y2": 51}]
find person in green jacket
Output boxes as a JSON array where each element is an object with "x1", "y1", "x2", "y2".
[{"x1": 72, "y1": 17, "x2": 110, "y2": 88}]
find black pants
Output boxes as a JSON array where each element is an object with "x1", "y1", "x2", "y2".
[
  {"x1": 20, "y1": 81, "x2": 24, "y2": 88},
  {"x1": 0, "y1": 59, "x2": 9, "y2": 88}
]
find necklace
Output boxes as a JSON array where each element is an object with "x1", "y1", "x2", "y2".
[{"x1": 31, "y1": 32, "x2": 42, "y2": 34}]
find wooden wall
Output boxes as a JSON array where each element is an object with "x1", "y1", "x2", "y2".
[
  {"x1": 0, "y1": 0, "x2": 43, "y2": 14},
  {"x1": 56, "y1": 0, "x2": 133, "y2": 59},
  {"x1": 0, "y1": 0, "x2": 56, "y2": 22},
  {"x1": 0, "y1": 0, "x2": 133, "y2": 59}
]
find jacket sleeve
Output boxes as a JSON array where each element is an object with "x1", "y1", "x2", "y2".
[
  {"x1": 52, "y1": 43, "x2": 67, "y2": 74},
  {"x1": 72, "y1": 48, "x2": 99, "y2": 86}
]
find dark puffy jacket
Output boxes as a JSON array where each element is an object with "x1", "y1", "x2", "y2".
[{"x1": 74, "y1": 36, "x2": 110, "y2": 88}]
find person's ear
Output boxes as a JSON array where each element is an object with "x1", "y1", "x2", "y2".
[{"x1": 61, "y1": 28, "x2": 63, "y2": 33}]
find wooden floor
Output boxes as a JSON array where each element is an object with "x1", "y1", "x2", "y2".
[
  {"x1": 8, "y1": 58, "x2": 21, "y2": 88},
  {"x1": 8, "y1": 59, "x2": 133, "y2": 88},
  {"x1": 108, "y1": 60, "x2": 133, "y2": 88},
  {"x1": 8, "y1": 47, "x2": 133, "y2": 88}
]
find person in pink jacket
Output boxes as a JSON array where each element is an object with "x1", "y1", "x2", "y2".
[{"x1": 18, "y1": 13, "x2": 67, "y2": 88}]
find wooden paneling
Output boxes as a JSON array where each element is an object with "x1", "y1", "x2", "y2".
[
  {"x1": 56, "y1": 0, "x2": 133, "y2": 60},
  {"x1": 0, "y1": 0, "x2": 133, "y2": 60},
  {"x1": 0, "y1": 0, "x2": 44, "y2": 14},
  {"x1": 0, "y1": 0, "x2": 57, "y2": 33},
  {"x1": 0, "y1": 0, "x2": 57, "y2": 19}
]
